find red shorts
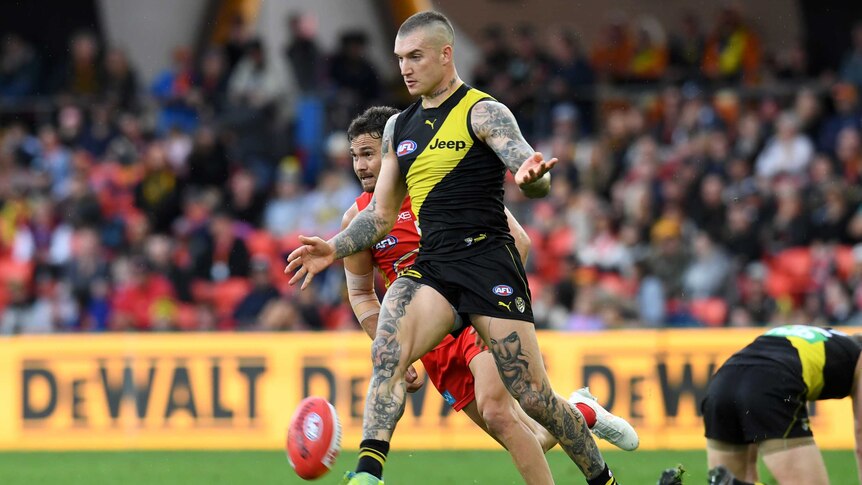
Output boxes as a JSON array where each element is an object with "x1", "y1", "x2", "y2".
[{"x1": 420, "y1": 329, "x2": 486, "y2": 411}]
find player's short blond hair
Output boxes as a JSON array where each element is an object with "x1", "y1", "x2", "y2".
[{"x1": 397, "y1": 11, "x2": 455, "y2": 47}]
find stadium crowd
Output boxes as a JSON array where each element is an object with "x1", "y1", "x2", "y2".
[{"x1": 2, "y1": 7, "x2": 862, "y2": 333}]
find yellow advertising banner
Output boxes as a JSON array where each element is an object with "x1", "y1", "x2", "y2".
[{"x1": 0, "y1": 329, "x2": 854, "y2": 451}]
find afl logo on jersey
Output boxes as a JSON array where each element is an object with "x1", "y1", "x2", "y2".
[
  {"x1": 492, "y1": 285, "x2": 514, "y2": 296},
  {"x1": 374, "y1": 235, "x2": 398, "y2": 251},
  {"x1": 397, "y1": 140, "x2": 417, "y2": 157}
]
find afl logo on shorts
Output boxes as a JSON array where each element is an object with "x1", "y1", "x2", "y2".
[
  {"x1": 397, "y1": 140, "x2": 417, "y2": 157},
  {"x1": 374, "y1": 235, "x2": 398, "y2": 251},
  {"x1": 492, "y1": 285, "x2": 513, "y2": 296}
]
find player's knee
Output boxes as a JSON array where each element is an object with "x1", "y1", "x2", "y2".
[{"x1": 480, "y1": 399, "x2": 518, "y2": 439}]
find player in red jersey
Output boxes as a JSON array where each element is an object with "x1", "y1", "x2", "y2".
[{"x1": 341, "y1": 106, "x2": 638, "y2": 484}]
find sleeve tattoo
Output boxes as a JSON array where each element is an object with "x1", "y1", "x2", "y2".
[
  {"x1": 472, "y1": 101, "x2": 550, "y2": 197},
  {"x1": 331, "y1": 116, "x2": 398, "y2": 259},
  {"x1": 472, "y1": 101, "x2": 534, "y2": 174}
]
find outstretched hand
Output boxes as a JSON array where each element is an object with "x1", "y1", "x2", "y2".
[
  {"x1": 514, "y1": 152, "x2": 557, "y2": 189},
  {"x1": 285, "y1": 235, "x2": 337, "y2": 290}
]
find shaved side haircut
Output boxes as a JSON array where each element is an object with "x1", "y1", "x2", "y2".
[{"x1": 397, "y1": 11, "x2": 455, "y2": 48}]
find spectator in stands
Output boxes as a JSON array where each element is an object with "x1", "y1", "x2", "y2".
[
  {"x1": 688, "y1": 174, "x2": 727, "y2": 242},
  {"x1": 101, "y1": 49, "x2": 138, "y2": 112},
  {"x1": 632, "y1": 260, "x2": 666, "y2": 327},
  {"x1": 840, "y1": 21, "x2": 862, "y2": 91},
  {"x1": 591, "y1": 14, "x2": 634, "y2": 82},
  {"x1": 63, "y1": 226, "x2": 109, "y2": 309},
  {"x1": 151, "y1": 46, "x2": 198, "y2": 134},
  {"x1": 284, "y1": 11, "x2": 324, "y2": 95},
  {"x1": 327, "y1": 31, "x2": 380, "y2": 123},
  {"x1": 109, "y1": 256, "x2": 175, "y2": 331},
  {"x1": 701, "y1": 6, "x2": 761, "y2": 84},
  {"x1": 836, "y1": 127, "x2": 862, "y2": 183},
  {"x1": 722, "y1": 202, "x2": 761, "y2": 266},
  {"x1": 763, "y1": 182, "x2": 810, "y2": 254},
  {"x1": 0, "y1": 33, "x2": 40, "y2": 101},
  {"x1": 629, "y1": 17, "x2": 668, "y2": 81},
  {"x1": 668, "y1": 13, "x2": 705, "y2": 82},
  {"x1": 296, "y1": 168, "x2": 356, "y2": 236},
  {"x1": 472, "y1": 25, "x2": 512, "y2": 93},
  {"x1": 547, "y1": 29, "x2": 595, "y2": 134},
  {"x1": 222, "y1": 14, "x2": 251, "y2": 75},
  {"x1": 682, "y1": 231, "x2": 734, "y2": 301},
  {"x1": 56, "y1": 30, "x2": 102, "y2": 97},
  {"x1": 735, "y1": 263, "x2": 777, "y2": 326},
  {"x1": 186, "y1": 125, "x2": 231, "y2": 190},
  {"x1": 226, "y1": 168, "x2": 266, "y2": 226},
  {"x1": 189, "y1": 209, "x2": 250, "y2": 282},
  {"x1": 134, "y1": 143, "x2": 182, "y2": 234},
  {"x1": 0, "y1": 276, "x2": 52, "y2": 334},
  {"x1": 810, "y1": 182, "x2": 854, "y2": 243},
  {"x1": 226, "y1": 38, "x2": 289, "y2": 127},
  {"x1": 819, "y1": 82, "x2": 862, "y2": 154},
  {"x1": 144, "y1": 234, "x2": 192, "y2": 302},
  {"x1": 647, "y1": 216, "x2": 690, "y2": 300},
  {"x1": 78, "y1": 104, "x2": 117, "y2": 157},
  {"x1": 32, "y1": 125, "x2": 72, "y2": 198},
  {"x1": 793, "y1": 87, "x2": 824, "y2": 141},
  {"x1": 233, "y1": 256, "x2": 280, "y2": 330},
  {"x1": 193, "y1": 48, "x2": 229, "y2": 116},
  {"x1": 755, "y1": 112, "x2": 814, "y2": 179}
]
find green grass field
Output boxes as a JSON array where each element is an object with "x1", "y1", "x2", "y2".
[{"x1": 0, "y1": 450, "x2": 855, "y2": 484}]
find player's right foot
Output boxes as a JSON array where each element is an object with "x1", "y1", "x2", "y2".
[
  {"x1": 657, "y1": 464, "x2": 685, "y2": 485},
  {"x1": 342, "y1": 471, "x2": 384, "y2": 485},
  {"x1": 707, "y1": 466, "x2": 735, "y2": 485},
  {"x1": 569, "y1": 387, "x2": 640, "y2": 451}
]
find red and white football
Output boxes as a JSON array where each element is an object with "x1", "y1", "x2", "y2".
[{"x1": 286, "y1": 396, "x2": 342, "y2": 480}]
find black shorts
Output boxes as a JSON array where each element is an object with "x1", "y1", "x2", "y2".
[
  {"x1": 701, "y1": 363, "x2": 812, "y2": 444},
  {"x1": 400, "y1": 243, "x2": 534, "y2": 324}
]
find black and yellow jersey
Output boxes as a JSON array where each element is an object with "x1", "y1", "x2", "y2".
[
  {"x1": 392, "y1": 83, "x2": 512, "y2": 261},
  {"x1": 725, "y1": 325, "x2": 862, "y2": 400}
]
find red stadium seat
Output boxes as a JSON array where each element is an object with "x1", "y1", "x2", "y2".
[
  {"x1": 210, "y1": 278, "x2": 251, "y2": 316},
  {"x1": 690, "y1": 298, "x2": 727, "y2": 327},
  {"x1": 769, "y1": 247, "x2": 812, "y2": 293},
  {"x1": 246, "y1": 230, "x2": 279, "y2": 258},
  {"x1": 835, "y1": 245, "x2": 854, "y2": 281}
]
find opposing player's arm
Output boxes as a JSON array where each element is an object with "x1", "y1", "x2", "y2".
[
  {"x1": 342, "y1": 204, "x2": 380, "y2": 340},
  {"x1": 504, "y1": 206, "x2": 531, "y2": 266},
  {"x1": 853, "y1": 353, "x2": 862, "y2": 483},
  {"x1": 331, "y1": 114, "x2": 408, "y2": 259},
  {"x1": 471, "y1": 100, "x2": 555, "y2": 198}
]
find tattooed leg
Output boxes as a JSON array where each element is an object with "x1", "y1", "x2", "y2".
[
  {"x1": 362, "y1": 278, "x2": 455, "y2": 440},
  {"x1": 474, "y1": 316, "x2": 607, "y2": 480}
]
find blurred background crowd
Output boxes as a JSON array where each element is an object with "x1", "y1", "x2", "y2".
[{"x1": 3, "y1": 4, "x2": 862, "y2": 334}]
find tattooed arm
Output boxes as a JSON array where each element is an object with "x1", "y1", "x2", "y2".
[
  {"x1": 332, "y1": 114, "x2": 407, "y2": 258},
  {"x1": 286, "y1": 114, "x2": 406, "y2": 289},
  {"x1": 472, "y1": 100, "x2": 555, "y2": 198}
]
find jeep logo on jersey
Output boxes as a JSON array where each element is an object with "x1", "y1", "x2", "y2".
[
  {"x1": 374, "y1": 235, "x2": 398, "y2": 251},
  {"x1": 429, "y1": 138, "x2": 467, "y2": 150},
  {"x1": 397, "y1": 140, "x2": 417, "y2": 156},
  {"x1": 492, "y1": 285, "x2": 513, "y2": 296}
]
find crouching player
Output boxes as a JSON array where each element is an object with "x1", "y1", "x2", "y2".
[{"x1": 701, "y1": 325, "x2": 862, "y2": 485}]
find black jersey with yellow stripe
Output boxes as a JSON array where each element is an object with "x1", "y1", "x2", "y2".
[
  {"x1": 725, "y1": 325, "x2": 862, "y2": 400},
  {"x1": 392, "y1": 83, "x2": 512, "y2": 261}
]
